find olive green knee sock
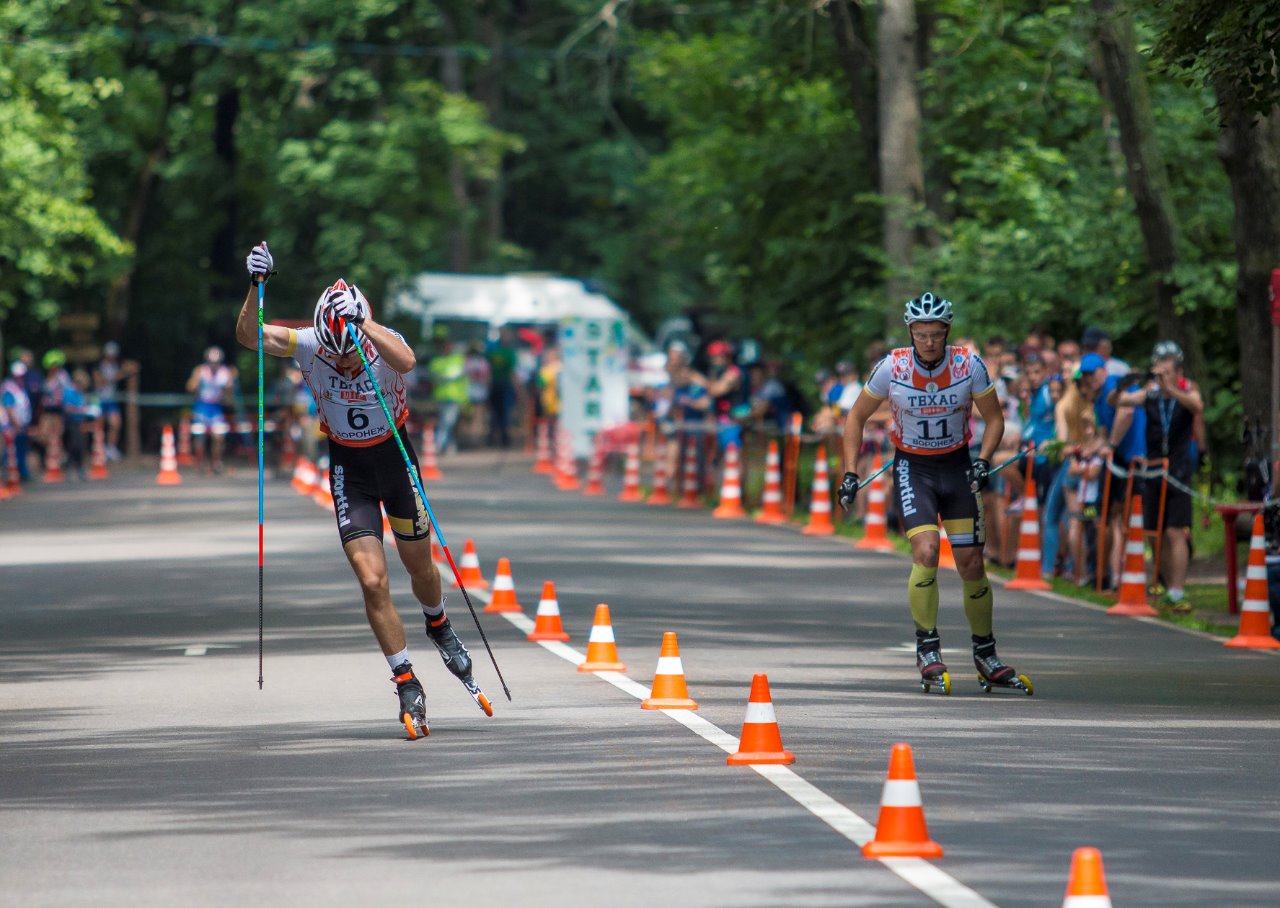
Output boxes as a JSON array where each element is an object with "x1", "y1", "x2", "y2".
[
  {"x1": 908, "y1": 564, "x2": 939, "y2": 632},
  {"x1": 962, "y1": 576, "x2": 994, "y2": 638}
]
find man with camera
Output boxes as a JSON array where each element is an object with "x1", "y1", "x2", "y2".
[{"x1": 1110, "y1": 341, "x2": 1203, "y2": 611}]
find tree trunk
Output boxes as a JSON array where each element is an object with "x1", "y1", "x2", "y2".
[
  {"x1": 478, "y1": 2, "x2": 505, "y2": 263},
  {"x1": 1091, "y1": 0, "x2": 1205, "y2": 378},
  {"x1": 877, "y1": 0, "x2": 924, "y2": 333},
  {"x1": 441, "y1": 46, "x2": 473, "y2": 272},
  {"x1": 827, "y1": 0, "x2": 879, "y2": 187},
  {"x1": 1216, "y1": 91, "x2": 1280, "y2": 438},
  {"x1": 103, "y1": 144, "x2": 166, "y2": 343}
]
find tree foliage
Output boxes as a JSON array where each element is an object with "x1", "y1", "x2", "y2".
[{"x1": 0, "y1": 0, "x2": 1261, "y2": 465}]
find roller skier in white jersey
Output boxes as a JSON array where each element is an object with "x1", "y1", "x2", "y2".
[
  {"x1": 839, "y1": 293, "x2": 1032, "y2": 695},
  {"x1": 235, "y1": 242, "x2": 492, "y2": 738}
]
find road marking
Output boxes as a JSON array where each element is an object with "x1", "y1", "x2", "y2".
[
  {"x1": 446, "y1": 570, "x2": 998, "y2": 908},
  {"x1": 160, "y1": 644, "x2": 236, "y2": 657}
]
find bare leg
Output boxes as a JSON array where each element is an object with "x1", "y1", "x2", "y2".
[
  {"x1": 395, "y1": 536, "x2": 443, "y2": 609},
  {"x1": 343, "y1": 535, "x2": 407, "y2": 655}
]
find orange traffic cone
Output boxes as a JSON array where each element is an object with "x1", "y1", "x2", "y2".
[
  {"x1": 618, "y1": 442, "x2": 643, "y2": 502},
  {"x1": 155, "y1": 425, "x2": 181, "y2": 485},
  {"x1": 555, "y1": 427, "x2": 580, "y2": 491},
  {"x1": 379, "y1": 507, "x2": 398, "y2": 549},
  {"x1": 458, "y1": 538, "x2": 489, "y2": 589},
  {"x1": 712, "y1": 442, "x2": 747, "y2": 518},
  {"x1": 857, "y1": 454, "x2": 894, "y2": 550},
  {"x1": 582, "y1": 437, "x2": 606, "y2": 496},
  {"x1": 1061, "y1": 846, "x2": 1113, "y2": 907},
  {"x1": 861, "y1": 743, "x2": 943, "y2": 859},
  {"x1": 648, "y1": 448, "x2": 673, "y2": 505},
  {"x1": 485, "y1": 557, "x2": 522, "y2": 613},
  {"x1": 803, "y1": 446, "x2": 835, "y2": 535},
  {"x1": 727, "y1": 673, "x2": 794, "y2": 765},
  {"x1": 4, "y1": 434, "x2": 21, "y2": 495},
  {"x1": 677, "y1": 441, "x2": 702, "y2": 508},
  {"x1": 176, "y1": 414, "x2": 195, "y2": 466},
  {"x1": 88, "y1": 422, "x2": 110, "y2": 480},
  {"x1": 419, "y1": 424, "x2": 443, "y2": 480},
  {"x1": 641, "y1": 632, "x2": 698, "y2": 710},
  {"x1": 291, "y1": 456, "x2": 314, "y2": 495},
  {"x1": 937, "y1": 516, "x2": 957, "y2": 569},
  {"x1": 755, "y1": 440, "x2": 786, "y2": 524},
  {"x1": 313, "y1": 460, "x2": 334, "y2": 511},
  {"x1": 1006, "y1": 475, "x2": 1051, "y2": 590},
  {"x1": 528, "y1": 581, "x2": 571, "y2": 642},
  {"x1": 1108, "y1": 497, "x2": 1158, "y2": 616},
  {"x1": 1225, "y1": 513, "x2": 1280, "y2": 649},
  {"x1": 41, "y1": 429, "x2": 66, "y2": 483},
  {"x1": 578, "y1": 603, "x2": 626, "y2": 672},
  {"x1": 532, "y1": 419, "x2": 555, "y2": 474}
]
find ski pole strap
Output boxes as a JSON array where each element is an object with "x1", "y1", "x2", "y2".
[
  {"x1": 344, "y1": 324, "x2": 448, "y2": 548},
  {"x1": 856, "y1": 457, "x2": 893, "y2": 491}
]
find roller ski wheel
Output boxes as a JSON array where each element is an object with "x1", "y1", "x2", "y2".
[
  {"x1": 464, "y1": 677, "x2": 494, "y2": 717},
  {"x1": 972, "y1": 635, "x2": 1033, "y2": 696},
  {"x1": 915, "y1": 629, "x2": 950, "y2": 696},
  {"x1": 920, "y1": 671, "x2": 951, "y2": 696},
  {"x1": 427, "y1": 616, "x2": 494, "y2": 717},
  {"x1": 976, "y1": 672, "x2": 1034, "y2": 696},
  {"x1": 392, "y1": 662, "x2": 430, "y2": 740}
]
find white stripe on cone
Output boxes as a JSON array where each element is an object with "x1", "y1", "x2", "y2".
[
  {"x1": 589, "y1": 625, "x2": 616, "y2": 643},
  {"x1": 536, "y1": 598, "x2": 559, "y2": 617},
  {"x1": 879, "y1": 779, "x2": 924, "y2": 807},
  {"x1": 494, "y1": 575, "x2": 514, "y2": 591},
  {"x1": 654, "y1": 656, "x2": 685, "y2": 675},
  {"x1": 743, "y1": 701, "x2": 778, "y2": 724}
]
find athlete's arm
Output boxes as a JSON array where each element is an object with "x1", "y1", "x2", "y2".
[
  {"x1": 185, "y1": 366, "x2": 200, "y2": 393},
  {"x1": 973, "y1": 389, "x2": 1004, "y2": 462},
  {"x1": 359, "y1": 319, "x2": 416, "y2": 374},
  {"x1": 235, "y1": 284, "x2": 294, "y2": 357},
  {"x1": 841, "y1": 390, "x2": 883, "y2": 474}
]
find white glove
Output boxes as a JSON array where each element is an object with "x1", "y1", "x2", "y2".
[
  {"x1": 327, "y1": 281, "x2": 368, "y2": 325},
  {"x1": 246, "y1": 242, "x2": 274, "y2": 281}
]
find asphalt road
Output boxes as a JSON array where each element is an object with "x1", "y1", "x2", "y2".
[{"x1": 2, "y1": 451, "x2": 1278, "y2": 907}]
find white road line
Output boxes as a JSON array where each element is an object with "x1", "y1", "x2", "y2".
[{"x1": 446, "y1": 570, "x2": 998, "y2": 908}]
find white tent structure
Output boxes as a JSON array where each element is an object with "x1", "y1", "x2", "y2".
[
  {"x1": 387, "y1": 273, "x2": 641, "y2": 457},
  {"x1": 387, "y1": 273, "x2": 630, "y2": 333}
]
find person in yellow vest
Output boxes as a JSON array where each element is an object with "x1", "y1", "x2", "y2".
[
  {"x1": 428, "y1": 330, "x2": 468, "y2": 455},
  {"x1": 536, "y1": 346, "x2": 561, "y2": 433}
]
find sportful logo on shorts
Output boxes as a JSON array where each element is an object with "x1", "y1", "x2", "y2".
[
  {"x1": 332, "y1": 465, "x2": 351, "y2": 528},
  {"x1": 897, "y1": 458, "x2": 917, "y2": 517}
]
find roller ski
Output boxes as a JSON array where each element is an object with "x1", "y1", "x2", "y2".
[
  {"x1": 973, "y1": 635, "x2": 1034, "y2": 695},
  {"x1": 392, "y1": 662, "x2": 429, "y2": 740},
  {"x1": 916, "y1": 629, "x2": 950, "y2": 695},
  {"x1": 427, "y1": 615, "x2": 494, "y2": 717}
]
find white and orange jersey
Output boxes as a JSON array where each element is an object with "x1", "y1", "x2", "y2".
[
  {"x1": 287, "y1": 327, "x2": 409, "y2": 446},
  {"x1": 862, "y1": 345, "x2": 994, "y2": 455}
]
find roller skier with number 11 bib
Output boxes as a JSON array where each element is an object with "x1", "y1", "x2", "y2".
[
  {"x1": 839, "y1": 293, "x2": 1032, "y2": 695},
  {"x1": 235, "y1": 242, "x2": 493, "y2": 738}
]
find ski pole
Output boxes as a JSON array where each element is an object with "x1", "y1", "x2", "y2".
[
  {"x1": 256, "y1": 280, "x2": 265, "y2": 690},
  {"x1": 855, "y1": 456, "x2": 893, "y2": 491},
  {"x1": 990, "y1": 447, "x2": 1029, "y2": 476},
  {"x1": 345, "y1": 323, "x2": 511, "y2": 701}
]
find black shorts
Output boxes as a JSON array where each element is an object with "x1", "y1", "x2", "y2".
[
  {"x1": 1143, "y1": 470, "x2": 1192, "y2": 531},
  {"x1": 327, "y1": 425, "x2": 431, "y2": 546},
  {"x1": 893, "y1": 448, "x2": 985, "y2": 547}
]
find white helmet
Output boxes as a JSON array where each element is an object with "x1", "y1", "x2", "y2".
[
  {"x1": 313, "y1": 279, "x2": 370, "y2": 356},
  {"x1": 903, "y1": 291, "x2": 954, "y2": 326}
]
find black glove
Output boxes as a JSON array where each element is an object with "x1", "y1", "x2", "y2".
[
  {"x1": 968, "y1": 457, "x2": 991, "y2": 493},
  {"x1": 837, "y1": 472, "x2": 860, "y2": 513}
]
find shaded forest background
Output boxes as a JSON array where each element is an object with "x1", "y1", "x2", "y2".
[{"x1": 2, "y1": 0, "x2": 1278, "y2": 474}]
